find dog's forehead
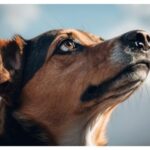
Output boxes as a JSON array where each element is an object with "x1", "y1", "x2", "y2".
[{"x1": 58, "y1": 29, "x2": 101, "y2": 45}]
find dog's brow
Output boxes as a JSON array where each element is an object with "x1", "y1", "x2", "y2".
[
  {"x1": 45, "y1": 30, "x2": 102, "y2": 61},
  {"x1": 59, "y1": 29, "x2": 101, "y2": 46}
]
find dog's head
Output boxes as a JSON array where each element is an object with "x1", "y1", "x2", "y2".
[{"x1": 0, "y1": 29, "x2": 150, "y2": 145}]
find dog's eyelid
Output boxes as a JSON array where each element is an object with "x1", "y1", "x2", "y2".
[
  {"x1": 52, "y1": 36, "x2": 84, "y2": 56},
  {"x1": 73, "y1": 39, "x2": 81, "y2": 44}
]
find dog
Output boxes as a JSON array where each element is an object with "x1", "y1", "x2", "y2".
[{"x1": 0, "y1": 29, "x2": 150, "y2": 146}]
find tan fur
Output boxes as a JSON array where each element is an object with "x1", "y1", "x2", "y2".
[
  {"x1": 0, "y1": 40, "x2": 11, "y2": 83},
  {"x1": 13, "y1": 29, "x2": 149, "y2": 145},
  {"x1": 59, "y1": 29, "x2": 101, "y2": 45},
  {"x1": 92, "y1": 107, "x2": 115, "y2": 146}
]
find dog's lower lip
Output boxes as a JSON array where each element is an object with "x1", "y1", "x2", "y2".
[
  {"x1": 135, "y1": 61, "x2": 150, "y2": 68},
  {"x1": 115, "y1": 60, "x2": 150, "y2": 84},
  {"x1": 125, "y1": 61, "x2": 150, "y2": 72}
]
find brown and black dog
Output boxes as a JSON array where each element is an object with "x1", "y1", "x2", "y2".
[{"x1": 0, "y1": 29, "x2": 150, "y2": 146}]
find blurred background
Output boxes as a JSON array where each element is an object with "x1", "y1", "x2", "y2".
[{"x1": 0, "y1": 4, "x2": 150, "y2": 146}]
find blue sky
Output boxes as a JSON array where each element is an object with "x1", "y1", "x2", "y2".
[
  {"x1": 0, "y1": 5, "x2": 150, "y2": 145},
  {"x1": 0, "y1": 5, "x2": 150, "y2": 39}
]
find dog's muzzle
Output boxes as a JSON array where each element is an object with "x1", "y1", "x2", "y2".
[
  {"x1": 82, "y1": 30, "x2": 150, "y2": 103},
  {"x1": 119, "y1": 30, "x2": 150, "y2": 76}
]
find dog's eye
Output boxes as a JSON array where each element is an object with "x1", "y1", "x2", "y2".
[
  {"x1": 54, "y1": 39, "x2": 83, "y2": 55},
  {"x1": 59, "y1": 39, "x2": 76, "y2": 52}
]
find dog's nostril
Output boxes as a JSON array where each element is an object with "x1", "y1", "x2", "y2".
[
  {"x1": 135, "y1": 33, "x2": 146, "y2": 49},
  {"x1": 122, "y1": 30, "x2": 150, "y2": 52},
  {"x1": 131, "y1": 31, "x2": 150, "y2": 51},
  {"x1": 136, "y1": 33, "x2": 145, "y2": 43}
]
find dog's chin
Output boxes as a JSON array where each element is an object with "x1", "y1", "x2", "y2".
[
  {"x1": 100, "y1": 62, "x2": 150, "y2": 102},
  {"x1": 122, "y1": 62, "x2": 150, "y2": 82}
]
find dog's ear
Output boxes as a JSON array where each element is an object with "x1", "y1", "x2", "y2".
[
  {"x1": 0, "y1": 36, "x2": 25, "y2": 135},
  {"x1": 0, "y1": 36, "x2": 25, "y2": 74},
  {"x1": 0, "y1": 36, "x2": 25, "y2": 83},
  {"x1": 0, "y1": 35, "x2": 26, "y2": 100}
]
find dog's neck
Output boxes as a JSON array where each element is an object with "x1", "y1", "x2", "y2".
[
  {"x1": 56, "y1": 110, "x2": 113, "y2": 146},
  {"x1": 56, "y1": 122, "x2": 85, "y2": 145},
  {"x1": 85, "y1": 108, "x2": 114, "y2": 146},
  {"x1": 13, "y1": 106, "x2": 115, "y2": 146}
]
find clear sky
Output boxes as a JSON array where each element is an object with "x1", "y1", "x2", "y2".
[
  {"x1": 0, "y1": 5, "x2": 150, "y2": 145},
  {"x1": 0, "y1": 5, "x2": 150, "y2": 39}
]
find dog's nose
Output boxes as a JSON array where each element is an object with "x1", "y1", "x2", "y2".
[{"x1": 123, "y1": 30, "x2": 150, "y2": 51}]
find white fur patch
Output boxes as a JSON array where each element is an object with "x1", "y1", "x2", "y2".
[{"x1": 85, "y1": 114, "x2": 103, "y2": 146}]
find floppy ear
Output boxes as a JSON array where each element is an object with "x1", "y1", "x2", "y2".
[
  {"x1": 0, "y1": 35, "x2": 25, "y2": 98},
  {"x1": 0, "y1": 36, "x2": 25, "y2": 134},
  {"x1": 0, "y1": 36, "x2": 25, "y2": 74}
]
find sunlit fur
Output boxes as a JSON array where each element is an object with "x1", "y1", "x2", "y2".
[{"x1": 0, "y1": 29, "x2": 149, "y2": 145}]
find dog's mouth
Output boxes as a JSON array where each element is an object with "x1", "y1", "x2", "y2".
[
  {"x1": 121, "y1": 60, "x2": 150, "y2": 81},
  {"x1": 81, "y1": 60, "x2": 150, "y2": 103}
]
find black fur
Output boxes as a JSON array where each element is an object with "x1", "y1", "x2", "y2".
[
  {"x1": 22, "y1": 30, "x2": 59, "y2": 86},
  {"x1": 0, "y1": 30, "x2": 59, "y2": 145},
  {"x1": 0, "y1": 109, "x2": 55, "y2": 146}
]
